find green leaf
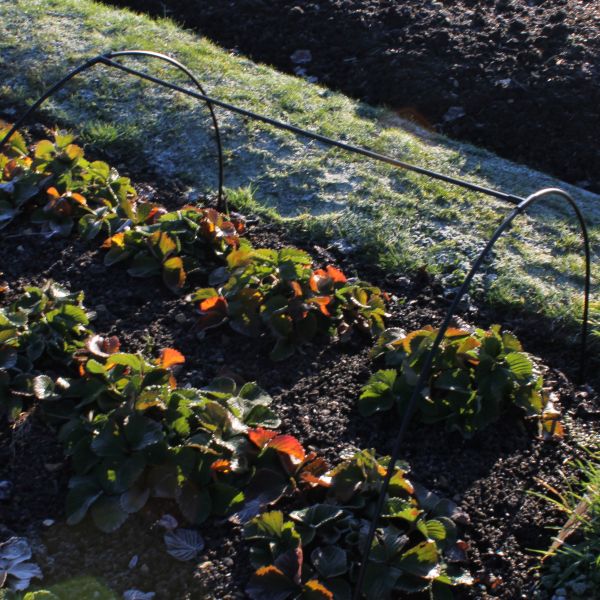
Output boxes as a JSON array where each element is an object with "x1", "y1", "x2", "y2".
[
  {"x1": 362, "y1": 562, "x2": 401, "y2": 600},
  {"x1": 310, "y1": 546, "x2": 347, "y2": 579},
  {"x1": 176, "y1": 481, "x2": 211, "y2": 525},
  {"x1": 397, "y1": 541, "x2": 440, "y2": 579},
  {"x1": 120, "y1": 483, "x2": 150, "y2": 514},
  {"x1": 65, "y1": 482, "x2": 102, "y2": 525},
  {"x1": 269, "y1": 338, "x2": 295, "y2": 362},
  {"x1": 163, "y1": 256, "x2": 186, "y2": 292},
  {"x1": 504, "y1": 352, "x2": 533, "y2": 378},
  {"x1": 358, "y1": 369, "x2": 398, "y2": 416},
  {"x1": 106, "y1": 353, "x2": 143, "y2": 371},
  {"x1": 90, "y1": 494, "x2": 129, "y2": 532},
  {"x1": 128, "y1": 254, "x2": 161, "y2": 278}
]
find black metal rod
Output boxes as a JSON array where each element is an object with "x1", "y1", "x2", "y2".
[
  {"x1": 105, "y1": 50, "x2": 226, "y2": 213},
  {"x1": 353, "y1": 187, "x2": 591, "y2": 599},
  {"x1": 1, "y1": 51, "x2": 525, "y2": 206},
  {"x1": 97, "y1": 55, "x2": 525, "y2": 206},
  {"x1": 0, "y1": 57, "x2": 103, "y2": 150}
]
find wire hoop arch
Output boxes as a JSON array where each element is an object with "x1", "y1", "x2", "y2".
[
  {"x1": 354, "y1": 186, "x2": 592, "y2": 599},
  {"x1": 0, "y1": 50, "x2": 227, "y2": 212}
]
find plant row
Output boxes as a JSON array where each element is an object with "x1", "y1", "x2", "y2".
[
  {"x1": 0, "y1": 281, "x2": 472, "y2": 599},
  {"x1": 0, "y1": 125, "x2": 387, "y2": 361}
]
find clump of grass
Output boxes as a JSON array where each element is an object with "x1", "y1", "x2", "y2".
[{"x1": 535, "y1": 450, "x2": 600, "y2": 599}]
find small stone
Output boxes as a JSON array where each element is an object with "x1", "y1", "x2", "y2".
[
  {"x1": 0, "y1": 480, "x2": 13, "y2": 500},
  {"x1": 175, "y1": 313, "x2": 187, "y2": 324},
  {"x1": 42, "y1": 519, "x2": 55, "y2": 527},
  {"x1": 443, "y1": 106, "x2": 466, "y2": 122},
  {"x1": 44, "y1": 462, "x2": 63, "y2": 472},
  {"x1": 290, "y1": 49, "x2": 312, "y2": 64},
  {"x1": 17, "y1": 245, "x2": 25, "y2": 252},
  {"x1": 223, "y1": 557, "x2": 234, "y2": 567},
  {"x1": 199, "y1": 560, "x2": 213, "y2": 570},
  {"x1": 495, "y1": 78, "x2": 512, "y2": 89},
  {"x1": 128, "y1": 554, "x2": 139, "y2": 569},
  {"x1": 140, "y1": 564, "x2": 150, "y2": 575}
]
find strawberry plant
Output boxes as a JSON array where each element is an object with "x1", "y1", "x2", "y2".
[
  {"x1": 0, "y1": 123, "x2": 151, "y2": 239},
  {"x1": 50, "y1": 340, "x2": 311, "y2": 532},
  {"x1": 0, "y1": 281, "x2": 92, "y2": 420},
  {"x1": 359, "y1": 325, "x2": 544, "y2": 437},
  {"x1": 190, "y1": 247, "x2": 387, "y2": 360},
  {"x1": 102, "y1": 206, "x2": 244, "y2": 293},
  {"x1": 244, "y1": 449, "x2": 473, "y2": 599}
]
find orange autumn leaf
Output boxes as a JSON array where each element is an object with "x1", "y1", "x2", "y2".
[
  {"x1": 311, "y1": 296, "x2": 332, "y2": 317},
  {"x1": 159, "y1": 348, "x2": 185, "y2": 369},
  {"x1": 304, "y1": 580, "x2": 334, "y2": 600},
  {"x1": 199, "y1": 295, "x2": 228, "y2": 313},
  {"x1": 325, "y1": 265, "x2": 347, "y2": 284},
  {"x1": 211, "y1": 459, "x2": 232, "y2": 474},
  {"x1": 69, "y1": 192, "x2": 87, "y2": 206},
  {"x1": 46, "y1": 186, "x2": 60, "y2": 200},
  {"x1": 267, "y1": 434, "x2": 306, "y2": 463},
  {"x1": 290, "y1": 280, "x2": 303, "y2": 298},
  {"x1": 445, "y1": 327, "x2": 470, "y2": 337},
  {"x1": 300, "y1": 472, "x2": 332, "y2": 488},
  {"x1": 248, "y1": 427, "x2": 279, "y2": 448},
  {"x1": 255, "y1": 565, "x2": 285, "y2": 578},
  {"x1": 101, "y1": 232, "x2": 124, "y2": 249}
]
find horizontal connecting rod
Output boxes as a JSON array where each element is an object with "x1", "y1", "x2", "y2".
[{"x1": 99, "y1": 53, "x2": 525, "y2": 206}]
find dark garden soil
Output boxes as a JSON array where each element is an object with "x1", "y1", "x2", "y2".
[
  {"x1": 1, "y1": 122, "x2": 599, "y2": 600},
  {"x1": 101, "y1": 0, "x2": 600, "y2": 195}
]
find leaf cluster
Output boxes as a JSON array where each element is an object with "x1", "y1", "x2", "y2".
[
  {"x1": 0, "y1": 281, "x2": 92, "y2": 420},
  {"x1": 359, "y1": 325, "x2": 544, "y2": 437},
  {"x1": 244, "y1": 449, "x2": 472, "y2": 599},
  {"x1": 47, "y1": 343, "x2": 322, "y2": 533},
  {"x1": 0, "y1": 124, "x2": 148, "y2": 239},
  {"x1": 190, "y1": 248, "x2": 387, "y2": 360},
  {"x1": 101, "y1": 207, "x2": 243, "y2": 293}
]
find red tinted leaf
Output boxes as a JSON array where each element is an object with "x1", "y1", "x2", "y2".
[
  {"x1": 159, "y1": 348, "x2": 185, "y2": 368},
  {"x1": 211, "y1": 459, "x2": 232, "y2": 474},
  {"x1": 267, "y1": 435, "x2": 306, "y2": 463},
  {"x1": 102, "y1": 336, "x2": 121, "y2": 355},
  {"x1": 199, "y1": 295, "x2": 228, "y2": 314},
  {"x1": 304, "y1": 580, "x2": 334, "y2": 599},
  {"x1": 310, "y1": 296, "x2": 332, "y2": 317},
  {"x1": 325, "y1": 265, "x2": 347, "y2": 284},
  {"x1": 248, "y1": 427, "x2": 279, "y2": 449},
  {"x1": 309, "y1": 269, "x2": 327, "y2": 293}
]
